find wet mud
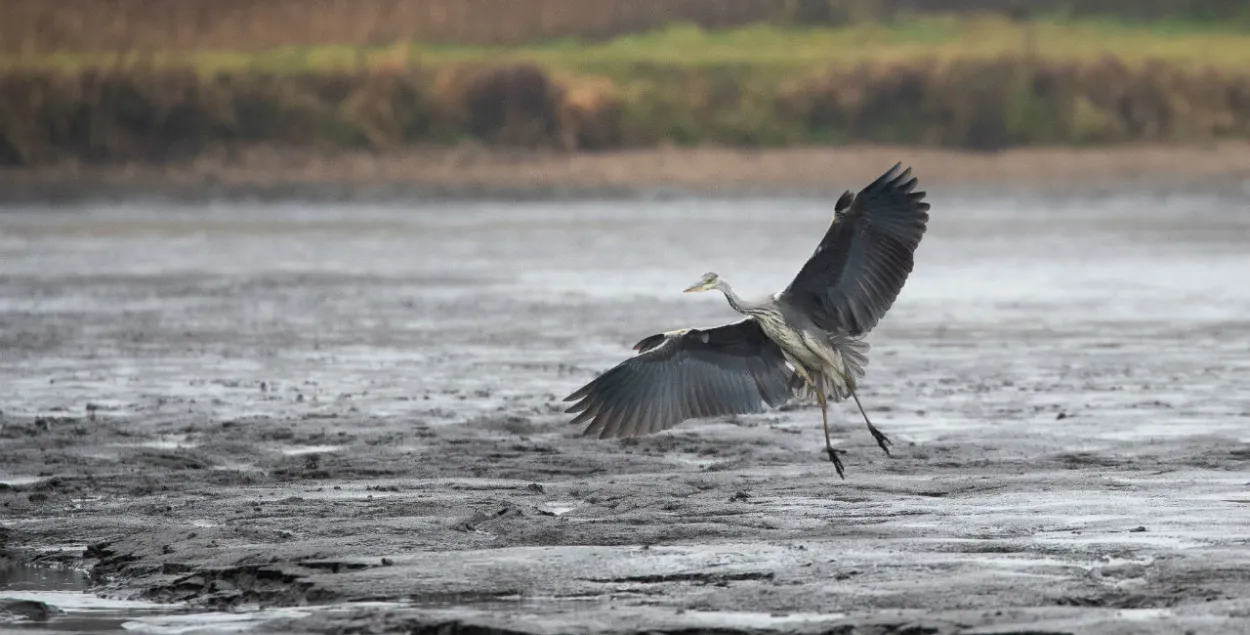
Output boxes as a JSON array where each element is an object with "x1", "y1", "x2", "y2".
[
  {"x1": 5, "y1": 143, "x2": 1250, "y2": 206},
  {"x1": 2, "y1": 190, "x2": 1250, "y2": 634}
]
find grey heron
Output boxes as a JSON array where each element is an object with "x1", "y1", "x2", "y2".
[{"x1": 563, "y1": 163, "x2": 930, "y2": 478}]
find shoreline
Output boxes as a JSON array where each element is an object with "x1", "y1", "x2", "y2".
[{"x1": 3, "y1": 143, "x2": 1250, "y2": 203}]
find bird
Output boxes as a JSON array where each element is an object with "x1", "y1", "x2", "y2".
[{"x1": 562, "y1": 163, "x2": 930, "y2": 478}]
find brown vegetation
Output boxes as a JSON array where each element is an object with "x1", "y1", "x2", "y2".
[
  {"x1": 2, "y1": 57, "x2": 1248, "y2": 166},
  {"x1": 3, "y1": 0, "x2": 1247, "y2": 53},
  {"x1": 1, "y1": 0, "x2": 780, "y2": 53},
  {"x1": 780, "y1": 56, "x2": 1250, "y2": 150}
]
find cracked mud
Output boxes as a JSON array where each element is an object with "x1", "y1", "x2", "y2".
[{"x1": 2, "y1": 189, "x2": 1250, "y2": 634}]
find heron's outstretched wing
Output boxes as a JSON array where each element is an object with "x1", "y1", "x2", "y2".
[
  {"x1": 780, "y1": 162, "x2": 930, "y2": 335},
  {"x1": 563, "y1": 319, "x2": 794, "y2": 439}
]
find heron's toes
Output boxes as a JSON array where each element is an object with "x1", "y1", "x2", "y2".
[
  {"x1": 869, "y1": 425, "x2": 893, "y2": 456},
  {"x1": 877, "y1": 433, "x2": 893, "y2": 456},
  {"x1": 825, "y1": 446, "x2": 847, "y2": 479}
]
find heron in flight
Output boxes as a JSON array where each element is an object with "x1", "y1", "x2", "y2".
[{"x1": 563, "y1": 163, "x2": 930, "y2": 478}]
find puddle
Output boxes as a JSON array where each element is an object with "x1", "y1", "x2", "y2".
[
  {"x1": 0, "y1": 563, "x2": 415, "y2": 634},
  {"x1": 0, "y1": 475, "x2": 48, "y2": 488},
  {"x1": 1114, "y1": 608, "x2": 1175, "y2": 620},
  {"x1": 113, "y1": 439, "x2": 202, "y2": 451},
  {"x1": 209, "y1": 461, "x2": 265, "y2": 473},
  {"x1": 119, "y1": 606, "x2": 315, "y2": 634},
  {"x1": 1, "y1": 563, "x2": 90, "y2": 592},
  {"x1": 0, "y1": 563, "x2": 184, "y2": 632},
  {"x1": 277, "y1": 444, "x2": 345, "y2": 456},
  {"x1": 538, "y1": 501, "x2": 581, "y2": 516},
  {"x1": 263, "y1": 487, "x2": 397, "y2": 502},
  {"x1": 673, "y1": 610, "x2": 849, "y2": 627},
  {"x1": 0, "y1": 564, "x2": 312, "y2": 633}
]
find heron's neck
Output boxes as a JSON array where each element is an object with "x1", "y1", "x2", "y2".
[{"x1": 716, "y1": 280, "x2": 752, "y2": 315}]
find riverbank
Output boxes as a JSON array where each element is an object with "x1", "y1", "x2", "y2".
[
  {"x1": 3, "y1": 143, "x2": 1249, "y2": 203},
  {"x1": 4, "y1": 19, "x2": 1250, "y2": 166}
]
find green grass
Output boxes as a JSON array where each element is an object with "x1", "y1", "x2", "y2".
[{"x1": 5, "y1": 14, "x2": 1250, "y2": 74}]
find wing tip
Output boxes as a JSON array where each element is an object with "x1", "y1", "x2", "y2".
[
  {"x1": 862, "y1": 162, "x2": 925, "y2": 200},
  {"x1": 869, "y1": 162, "x2": 904, "y2": 190},
  {"x1": 866, "y1": 162, "x2": 931, "y2": 224}
]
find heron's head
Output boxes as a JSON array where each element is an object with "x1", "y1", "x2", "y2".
[{"x1": 683, "y1": 271, "x2": 720, "y2": 294}]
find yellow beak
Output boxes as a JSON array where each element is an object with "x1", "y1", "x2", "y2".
[{"x1": 683, "y1": 282, "x2": 706, "y2": 293}]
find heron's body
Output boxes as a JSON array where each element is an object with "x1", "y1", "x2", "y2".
[
  {"x1": 727, "y1": 290, "x2": 858, "y2": 398},
  {"x1": 564, "y1": 164, "x2": 930, "y2": 477}
]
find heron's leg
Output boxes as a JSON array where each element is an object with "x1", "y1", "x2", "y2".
[
  {"x1": 849, "y1": 386, "x2": 891, "y2": 456},
  {"x1": 816, "y1": 390, "x2": 846, "y2": 480}
]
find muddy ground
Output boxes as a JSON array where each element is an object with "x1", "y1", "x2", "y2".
[
  {"x1": 2, "y1": 183, "x2": 1250, "y2": 634},
  {"x1": 4, "y1": 143, "x2": 1250, "y2": 204}
]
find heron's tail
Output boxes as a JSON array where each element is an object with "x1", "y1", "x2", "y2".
[
  {"x1": 789, "y1": 335, "x2": 870, "y2": 403},
  {"x1": 836, "y1": 333, "x2": 870, "y2": 381}
]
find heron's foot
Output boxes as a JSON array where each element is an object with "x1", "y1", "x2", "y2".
[
  {"x1": 825, "y1": 446, "x2": 847, "y2": 480},
  {"x1": 868, "y1": 423, "x2": 892, "y2": 456}
]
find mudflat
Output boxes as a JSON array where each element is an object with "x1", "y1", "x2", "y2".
[
  {"x1": 2, "y1": 188, "x2": 1249, "y2": 634},
  {"x1": 3, "y1": 143, "x2": 1250, "y2": 202}
]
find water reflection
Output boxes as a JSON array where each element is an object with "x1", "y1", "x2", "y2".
[{"x1": 1, "y1": 562, "x2": 89, "y2": 592}]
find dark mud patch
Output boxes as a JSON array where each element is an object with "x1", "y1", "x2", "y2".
[{"x1": 143, "y1": 563, "x2": 338, "y2": 608}]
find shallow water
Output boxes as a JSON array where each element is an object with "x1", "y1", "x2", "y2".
[
  {"x1": 0, "y1": 563, "x2": 177, "y2": 632},
  {"x1": 1, "y1": 563, "x2": 90, "y2": 593},
  {"x1": 0, "y1": 563, "x2": 391, "y2": 633},
  {"x1": 2, "y1": 189, "x2": 1250, "y2": 634}
]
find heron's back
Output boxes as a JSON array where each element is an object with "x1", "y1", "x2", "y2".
[{"x1": 751, "y1": 301, "x2": 804, "y2": 352}]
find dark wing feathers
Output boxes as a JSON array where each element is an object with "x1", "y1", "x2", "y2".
[
  {"x1": 563, "y1": 319, "x2": 794, "y2": 439},
  {"x1": 781, "y1": 162, "x2": 930, "y2": 335}
]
